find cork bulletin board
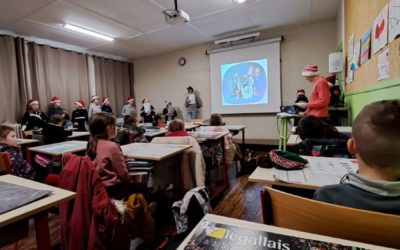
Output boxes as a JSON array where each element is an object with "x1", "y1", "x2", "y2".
[{"x1": 345, "y1": 0, "x2": 400, "y2": 93}]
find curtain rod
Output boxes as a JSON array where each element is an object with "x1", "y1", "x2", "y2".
[{"x1": 206, "y1": 36, "x2": 283, "y2": 55}]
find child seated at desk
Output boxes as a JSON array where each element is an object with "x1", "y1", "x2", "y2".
[
  {"x1": 42, "y1": 115, "x2": 72, "y2": 145},
  {"x1": 0, "y1": 124, "x2": 59, "y2": 185},
  {"x1": 87, "y1": 112, "x2": 132, "y2": 198},
  {"x1": 198, "y1": 114, "x2": 236, "y2": 165},
  {"x1": 294, "y1": 116, "x2": 350, "y2": 157},
  {"x1": 122, "y1": 115, "x2": 147, "y2": 143},
  {"x1": 153, "y1": 114, "x2": 166, "y2": 128},
  {"x1": 313, "y1": 100, "x2": 400, "y2": 215},
  {"x1": 166, "y1": 119, "x2": 189, "y2": 137}
]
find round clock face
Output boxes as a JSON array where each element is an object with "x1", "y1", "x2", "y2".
[{"x1": 178, "y1": 57, "x2": 186, "y2": 66}]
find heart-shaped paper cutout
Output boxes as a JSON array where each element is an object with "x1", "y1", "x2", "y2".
[{"x1": 375, "y1": 19, "x2": 385, "y2": 39}]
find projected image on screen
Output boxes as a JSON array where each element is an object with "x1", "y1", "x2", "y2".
[{"x1": 221, "y1": 59, "x2": 268, "y2": 106}]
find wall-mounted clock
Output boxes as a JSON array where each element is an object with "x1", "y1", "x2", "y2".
[{"x1": 178, "y1": 57, "x2": 186, "y2": 66}]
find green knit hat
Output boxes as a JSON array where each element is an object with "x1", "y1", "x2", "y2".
[{"x1": 267, "y1": 150, "x2": 308, "y2": 170}]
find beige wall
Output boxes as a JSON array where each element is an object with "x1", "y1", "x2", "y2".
[{"x1": 133, "y1": 19, "x2": 337, "y2": 140}]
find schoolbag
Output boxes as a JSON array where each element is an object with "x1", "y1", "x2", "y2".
[{"x1": 172, "y1": 187, "x2": 211, "y2": 234}]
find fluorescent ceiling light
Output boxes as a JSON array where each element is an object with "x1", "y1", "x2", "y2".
[
  {"x1": 64, "y1": 24, "x2": 114, "y2": 42},
  {"x1": 236, "y1": 0, "x2": 246, "y2": 3}
]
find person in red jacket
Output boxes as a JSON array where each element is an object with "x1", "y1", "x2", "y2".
[{"x1": 295, "y1": 64, "x2": 330, "y2": 119}]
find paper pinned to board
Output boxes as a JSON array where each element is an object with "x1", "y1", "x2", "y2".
[{"x1": 377, "y1": 48, "x2": 390, "y2": 80}]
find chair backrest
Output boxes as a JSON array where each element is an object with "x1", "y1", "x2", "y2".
[
  {"x1": 151, "y1": 136, "x2": 206, "y2": 189},
  {"x1": 0, "y1": 152, "x2": 12, "y2": 174},
  {"x1": 260, "y1": 187, "x2": 400, "y2": 248}
]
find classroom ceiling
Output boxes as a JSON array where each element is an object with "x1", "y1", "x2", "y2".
[{"x1": 0, "y1": 0, "x2": 340, "y2": 60}]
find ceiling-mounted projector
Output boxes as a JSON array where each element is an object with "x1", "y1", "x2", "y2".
[{"x1": 163, "y1": 9, "x2": 190, "y2": 24}]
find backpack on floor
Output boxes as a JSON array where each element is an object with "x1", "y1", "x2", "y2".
[{"x1": 172, "y1": 187, "x2": 211, "y2": 234}]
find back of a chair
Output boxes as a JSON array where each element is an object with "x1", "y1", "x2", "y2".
[
  {"x1": 0, "y1": 152, "x2": 12, "y2": 174},
  {"x1": 152, "y1": 136, "x2": 206, "y2": 189},
  {"x1": 260, "y1": 187, "x2": 400, "y2": 248}
]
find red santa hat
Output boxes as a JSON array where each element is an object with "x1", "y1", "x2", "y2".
[
  {"x1": 296, "y1": 89, "x2": 305, "y2": 95},
  {"x1": 102, "y1": 97, "x2": 110, "y2": 104},
  {"x1": 127, "y1": 97, "x2": 134, "y2": 103},
  {"x1": 74, "y1": 99, "x2": 85, "y2": 107},
  {"x1": 51, "y1": 96, "x2": 61, "y2": 103},
  {"x1": 90, "y1": 95, "x2": 99, "y2": 102},
  {"x1": 302, "y1": 64, "x2": 319, "y2": 76},
  {"x1": 142, "y1": 98, "x2": 149, "y2": 104},
  {"x1": 28, "y1": 99, "x2": 39, "y2": 107}
]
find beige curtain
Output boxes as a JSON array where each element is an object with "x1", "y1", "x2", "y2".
[
  {"x1": 0, "y1": 36, "x2": 25, "y2": 122},
  {"x1": 29, "y1": 44, "x2": 90, "y2": 115},
  {"x1": 93, "y1": 56, "x2": 133, "y2": 116}
]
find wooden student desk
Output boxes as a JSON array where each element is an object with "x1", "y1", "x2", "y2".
[
  {"x1": 121, "y1": 143, "x2": 191, "y2": 161},
  {"x1": 188, "y1": 131, "x2": 229, "y2": 201},
  {"x1": 291, "y1": 126, "x2": 352, "y2": 135},
  {"x1": 178, "y1": 214, "x2": 389, "y2": 250},
  {"x1": 29, "y1": 140, "x2": 87, "y2": 157},
  {"x1": 67, "y1": 131, "x2": 90, "y2": 140},
  {"x1": 277, "y1": 112, "x2": 300, "y2": 151},
  {"x1": 0, "y1": 175, "x2": 75, "y2": 250},
  {"x1": 248, "y1": 156, "x2": 358, "y2": 190},
  {"x1": 187, "y1": 131, "x2": 229, "y2": 142},
  {"x1": 122, "y1": 143, "x2": 192, "y2": 192},
  {"x1": 17, "y1": 139, "x2": 40, "y2": 165},
  {"x1": 17, "y1": 138, "x2": 39, "y2": 145}
]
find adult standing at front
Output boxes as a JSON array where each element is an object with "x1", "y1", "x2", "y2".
[
  {"x1": 295, "y1": 64, "x2": 330, "y2": 119},
  {"x1": 185, "y1": 86, "x2": 201, "y2": 121}
]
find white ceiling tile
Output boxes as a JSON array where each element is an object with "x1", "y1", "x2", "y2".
[
  {"x1": 11, "y1": 20, "x2": 107, "y2": 48},
  {"x1": 146, "y1": 23, "x2": 210, "y2": 49},
  {"x1": 26, "y1": 1, "x2": 140, "y2": 38},
  {"x1": 190, "y1": 8, "x2": 253, "y2": 38},
  {"x1": 120, "y1": 33, "x2": 177, "y2": 57},
  {"x1": 152, "y1": 0, "x2": 235, "y2": 19},
  {"x1": 63, "y1": 0, "x2": 169, "y2": 33},
  {"x1": 311, "y1": 0, "x2": 340, "y2": 22},
  {"x1": 0, "y1": 0, "x2": 56, "y2": 18},
  {"x1": 241, "y1": 0, "x2": 311, "y2": 29},
  {"x1": 0, "y1": 11, "x2": 20, "y2": 29}
]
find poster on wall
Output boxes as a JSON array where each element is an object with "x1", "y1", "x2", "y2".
[
  {"x1": 360, "y1": 29, "x2": 371, "y2": 65},
  {"x1": 389, "y1": 0, "x2": 400, "y2": 42},
  {"x1": 352, "y1": 40, "x2": 361, "y2": 69},
  {"x1": 372, "y1": 4, "x2": 389, "y2": 54},
  {"x1": 377, "y1": 48, "x2": 389, "y2": 80},
  {"x1": 346, "y1": 63, "x2": 353, "y2": 84},
  {"x1": 347, "y1": 34, "x2": 354, "y2": 61}
]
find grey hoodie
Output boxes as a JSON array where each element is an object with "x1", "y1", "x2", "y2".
[{"x1": 314, "y1": 171, "x2": 400, "y2": 215}]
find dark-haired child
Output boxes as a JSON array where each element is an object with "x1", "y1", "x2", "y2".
[
  {"x1": 87, "y1": 112, "x2": 131, "y2": 198},
  {"x1": 314, "y1": 100, "x2": 400, "y2": 215},
  {"x1": 42, "y1": 115, "x2": 72, "y2": 145}
]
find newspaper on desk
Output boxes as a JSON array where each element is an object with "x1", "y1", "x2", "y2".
[{"x1": 272, "y1": 157, "x2": 358, "y2": 186}]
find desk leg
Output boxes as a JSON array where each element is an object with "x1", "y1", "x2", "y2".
[
  {"x1": 282, "y1": 118, "x2": 288, "y2": 151},
  {"x1": 34, "y1": 211, "x2": 51, "y2": 250},
  {"x1": 25, "y1": 147, "x2": 33, "y2": 166},
  {"x1": 238, "y1": 129, "x2": 246, "y2": 176},
  {"x1": 278, "y1": 116, "x2": 283, "y2": 150}
]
